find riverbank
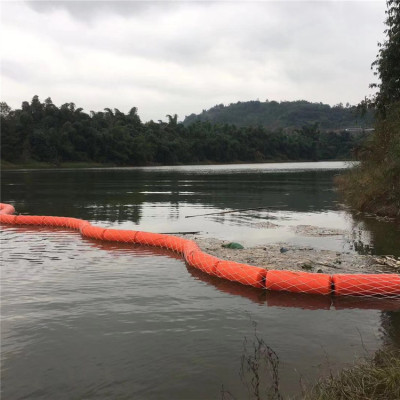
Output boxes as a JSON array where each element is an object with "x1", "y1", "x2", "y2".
[
  {"x1": 304, "y1": 348, "x2": 400, "y2": 400},
  {"x1": 1, "y1": 158, "x2": 352, "y2": 171},
  {"x1": 0, "y1": 160, "x2": 117, "y2": 170}
]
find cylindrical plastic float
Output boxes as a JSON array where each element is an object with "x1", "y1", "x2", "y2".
[
  {"x1": 14, "y1": 215, "x2": 45, "y2": 225},
  {"x1": 0, "y1": 203, "x2": 15, "y2": 215},
  {"x1": 265, "y1": 270, "x2": 332, "y2": 295},
  {"x1": 80, "y1": 224, "x2": 106, "y2": 240},
  {"x1": 186, "y1": 249, "x2": 221, "y2": 275},
  {"x1": 0, "y1": 214, "x2": 17, "y2": 224},
  {"x1": 103, "y1": 228, "x2": 138, "y2": 243},
  {"x1": 215, "y1": 260, "x2": 267, "y2": 288},
  {"x1": 332, "y1": 274, "x2": 400, "y2": 296}
]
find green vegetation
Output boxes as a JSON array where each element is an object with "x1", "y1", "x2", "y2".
[
  {"x1": 369, "y1": 0, "x2": 400, "y2": 116},
  {"x1": 304, "y1": 349, "x2": 400, "y2": 400},
  {"x1": 337, "y1": 0, "x2": 400, "y2": 219},
  {"x1": 0, "y1": 97, "x2": 369, "y2": 168},
  {"x1": 337, "y1": 103, "x2": 400, "y2": 217},
  {"x1": 0, "y1": 159, "x2": 112, "y2": 170},
  {"x1": 184, "y1": 100, "x2": 374, "y2": 131}
]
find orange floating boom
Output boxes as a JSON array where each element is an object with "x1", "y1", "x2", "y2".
[{"x1": 1, "y1": 202, "x2": 399, "y2": 298}]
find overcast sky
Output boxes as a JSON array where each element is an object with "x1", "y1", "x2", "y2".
[{"x1": 1, "y1": 0, "x2": 387, "y2": 122}]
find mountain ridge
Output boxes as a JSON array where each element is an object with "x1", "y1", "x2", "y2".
[{"x1": 183, "y1": 99, "x2": 374, "y2": 131}]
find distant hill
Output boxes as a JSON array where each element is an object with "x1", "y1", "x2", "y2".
[
  {"x1": 1, "y1": 96, "x2": 372, "y2": 168},
  {"x1": 183, "y1": 100, "x2": 374, "y2": 131}
]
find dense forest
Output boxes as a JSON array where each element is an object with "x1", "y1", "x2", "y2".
[
  {"x1": 1, "y1": 96, "x2": 369, "y2": 167},
  {"x1": 184, "y1": 100, "x2": 374, "y2": 131}
]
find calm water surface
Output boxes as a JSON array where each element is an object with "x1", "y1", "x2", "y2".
[{"x1": 2, "y1": 162, "x2": 400, "y2": 400}]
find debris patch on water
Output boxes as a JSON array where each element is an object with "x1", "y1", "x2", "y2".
[
  {"x1": 292, "y1": 225, "x2": 348, "y2": 237},
  {"x1": 184, "y1": 235, "x2": 400, "y2": 275}
]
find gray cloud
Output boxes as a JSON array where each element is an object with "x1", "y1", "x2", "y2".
[
  {"x1": 2, "y1": 1, "x2": 387, "y2": 122},
  {"x1": 26, "y1": 1, "x2": 178, "y2": 20}
]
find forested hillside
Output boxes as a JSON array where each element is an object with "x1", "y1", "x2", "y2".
[
  {"x1": 184, "y1": 100, "x2": 374, "y2": 131},
  {"x1": 1, "y1": 96, "x2": 369, "y2": 167}
]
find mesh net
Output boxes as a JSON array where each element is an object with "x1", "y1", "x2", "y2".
[{"x1": 1, "y1": 203, "x2": 400, "y2": 304}]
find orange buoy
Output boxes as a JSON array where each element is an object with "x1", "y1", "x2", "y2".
[
  {"x1": 41, "y1": 216, "x2": 75, "y2": 228},
  {"x1": 0, "y1": 203, "x2": 15, "y2": 215},
  {"x1": 185, "y1": 249, "x2": 221, "y2": 275},
  {"x1": 265, "y1": 270, "x2": 332, "y2": 295},
  {"x1": 332, "y1": 274, "x2": 400, "y2": 296},
  {"x1": 0, "y1": 214, "x2": 17, "y2": 224},
  {"x1": 103, "y1": 228, "x2": 138, "y2": 243},
  {"x1": 80, "y1": 224, "x2": 106, "y2": 240},
  {"x1": 214, "y1": 260, "x2": 267, "y2": 288},
  {"x1": 134, "y1": 231, "x2": 187, "y2": 253},
  {"x1": 14, "y1": 215, "x2": 45, "y2": 225},
  {"x1": 65, "y1": 218, "x2": 86, "y2": 230},
  {"x1": 184, "y1": 241, "x2": 199, "y2": 255}
]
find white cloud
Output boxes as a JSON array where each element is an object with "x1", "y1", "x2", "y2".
[{"x1": 1, "y1": 1, "x2": 387, "y2": 121}]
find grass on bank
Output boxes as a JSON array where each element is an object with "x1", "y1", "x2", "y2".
[
  {"x1": 223, "y1": 322, "x2": 400, "y2": 400},
  {"x1": 336, "y1": 102, "x2": 400, "y2": 219},
  {"x1": 303, "y1": 349, "x2": 400, "y2": 400}
]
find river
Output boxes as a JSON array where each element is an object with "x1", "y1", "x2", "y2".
[{"x1": 1, "y1": 161, "x2": 399, "y2": 399}]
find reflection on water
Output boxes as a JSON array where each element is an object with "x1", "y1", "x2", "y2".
[
  {"x1": 348, "y1": 213, "x2": 400, "y2": 257},
  {"x1": 1, "y1": 162, "x2": 400, "y2": 399},
  {"x1": 2, "y1": 162, "x2": 400, "y2": 255}
]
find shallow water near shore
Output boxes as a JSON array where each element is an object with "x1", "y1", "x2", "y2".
[{"x1": 2, "y1": 161, "x2": 400, "y2": 399}]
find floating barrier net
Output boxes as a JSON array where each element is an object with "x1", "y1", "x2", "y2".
[{"x1": 1, "y1": 203, "x2": 400, "y2": 302}]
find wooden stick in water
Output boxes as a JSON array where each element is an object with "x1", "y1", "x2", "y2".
[
  {"x1": 160, "y1": 231, "x2": 201, "y2": 235},
  {"x1": 185, "y1": 206, "x2": 284, "y2": 218}
]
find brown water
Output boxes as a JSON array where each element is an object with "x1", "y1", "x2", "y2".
[{"x1": 1, "y1": 162, "x2": 400, "y2": 400}]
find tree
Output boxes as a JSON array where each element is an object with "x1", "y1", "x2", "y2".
[
  {"x1": 128, "y1": 107, "x2": 142, "y2": 130},
  {"x1": 44, "y1": 97, "x2": 56, "y2": 113},
  {"x1": 166, "y1": 114, "x2": 178, "y2": 127},
  {"x1": 370, "y1": 0, "x2": 400, "y2": 116},
  {"x1": 338, "y1": 1, "x2": 400, "y2": 218},
  {"x1": 30, "y1": 95, "x2": 44, "y2": 121},
  {"x1": 296, "y1": 123, "x2": 320, "y2": 161},
  {"x1": 0, "y1": 102, "x2": 11, "y2": 118}
]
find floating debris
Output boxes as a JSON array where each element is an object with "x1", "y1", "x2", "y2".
[
  {"x1": 372, "y1": 256, "x2": 400, "y2": 270},
  {"x1": 222, "y1": 242, "x2": 244, "y2": 249},
  {"x1": 293, "y1": 225, "x2": 348, "y2": 237},
  {"x1": 183, "y1": 236, "x2": 395, "y2": 275},
  {"x1": 251, "y1": 221, "x2": 279, "y2": 229}
]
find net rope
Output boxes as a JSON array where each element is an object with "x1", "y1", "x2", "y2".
[{"x1": 1, "y1": 203, "x2": 400, "y2": 302}]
